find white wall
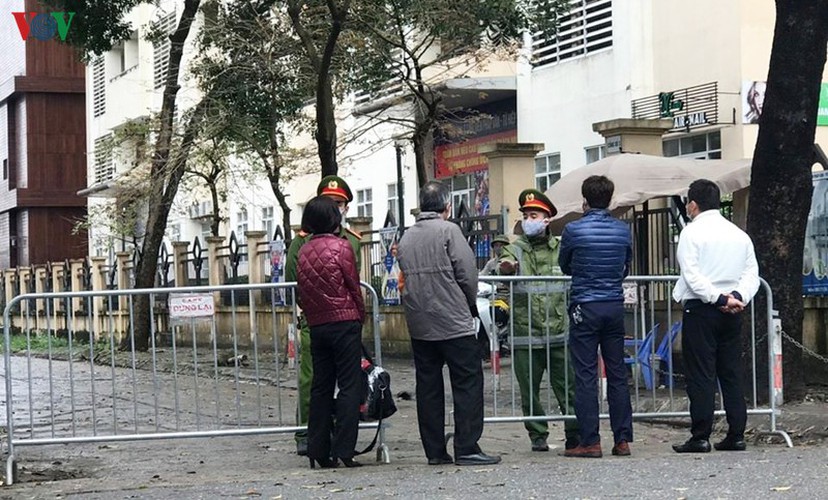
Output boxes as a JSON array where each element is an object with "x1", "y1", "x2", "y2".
[{"x1": 517, "y1": 1, "x2": 655, "y2": 176}]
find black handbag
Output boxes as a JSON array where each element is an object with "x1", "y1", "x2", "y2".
[{"x1": 355, "y1": 345, "x2": 396, "y2": 455}]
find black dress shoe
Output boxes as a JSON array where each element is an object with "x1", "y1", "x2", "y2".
[
  {"x1": 672, "y1": 439, "x2": 711, "y2": 453},
  {"x1": 427, "y1": 454, "x2": 454, "y2": 465},
  {"x1": 714, "y1": 438, "x2": 747, "y2": 451},
  {"x1": 308, "y1": 457, "x2": 338, "y2": 469},
  {"x1": 455, "y1": 451, "x2": 502, "y2": 466}
]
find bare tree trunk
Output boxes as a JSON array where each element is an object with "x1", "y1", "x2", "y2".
[
  {"x1": 121, "y1": 0, "x2": 202, "y2": 351},
  {"x1": 209, "y1": 180, "x2": 221, "y2": 237},
  {"x1": 746, "y1": 0, "x2": 828, "y2": 399},
  {"x1": 287, "y1": 0, "x2": 350, "y2": 178},
  {"x1": 412, "y1": 128, "x2": 429, "y2": 188},
  {"x1": 266, "y1": 127, "x2": 292, "y2": 246},
  {"x1": 316, "y1": 69, "x2": 338, "y2": 177},
  {"x1": 409, "y1": 62, "x2": 440, "y2": 189}
]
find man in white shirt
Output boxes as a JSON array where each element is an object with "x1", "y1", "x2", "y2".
[{"x1": 672, "y1": 179, "x2": 760, "y2": 454}]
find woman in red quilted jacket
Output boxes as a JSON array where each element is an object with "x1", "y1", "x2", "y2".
[{"x1": 297, "y1": 195, "x2": 365, "y2": 469}]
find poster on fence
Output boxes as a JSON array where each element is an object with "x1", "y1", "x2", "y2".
[
  {"x1": 803, "y1": 171, "x2": 828, "y2": 295},
  {"x1": 623, "y1": 283, "x2": 638, "y2": 305},
  {"x1": 169, "y1": 293, "x2": 215, "y2": 320},
  {"x1": 270, "y1": 239, "x2": 286, "y2": 305},
  {"x1": 379, "y1": 226, "x2": 401, "y2": 305}
]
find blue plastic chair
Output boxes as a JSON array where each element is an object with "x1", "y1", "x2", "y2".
[
  {"x1": 624, "y1": 323, "x2": 659, "y2": 370},
  {"x1": 639, "y1": 321, "x2": 682, "y2": 389}
]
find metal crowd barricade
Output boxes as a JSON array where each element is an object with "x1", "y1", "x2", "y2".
[
  {"x1": 2, "y1": 281, "x2": 388, "y2": 485},
  {"x1": 478, "y1": 275, "x2": 791, "y2": 447}
]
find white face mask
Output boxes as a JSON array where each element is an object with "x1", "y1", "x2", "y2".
[{"x1": 522, "y1": 219, "x2": 547, "y2": 237}]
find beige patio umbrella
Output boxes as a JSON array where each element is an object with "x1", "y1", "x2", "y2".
[{"x1": 540, "y1": 153, "x2": 752, "y2": 232}]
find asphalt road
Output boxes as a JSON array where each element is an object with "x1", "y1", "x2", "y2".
[
  {"x1": 3, "y1": 355, "x2": 827, "y2": 499},
  {"x1": 5, "y1": 441, "x2": 827, "y2": 499}
]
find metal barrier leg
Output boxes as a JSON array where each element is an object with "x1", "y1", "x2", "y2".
[
  {"x1": 756, "y1": 429, "x2": 793, "y2": 448},
  {"x1": 378, "y1": 424, "x2": 391, "y2": 463},
  {"x1": 5, "y1": 454, "x2": 15, "y2": 486}
]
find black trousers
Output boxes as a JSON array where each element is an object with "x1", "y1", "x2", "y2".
[
  {"x1": 681, "y1": 301, "x2": 747, "y2": 441},
  {"x1": 569, "y1": 301, "x2": 633, "y2": 446},
  {"x1": 411, "y1": 335, "x2": 484, "y2": 458},
  {"x1": 307, "y1": 320, "x2": 362, "y2": 460}
]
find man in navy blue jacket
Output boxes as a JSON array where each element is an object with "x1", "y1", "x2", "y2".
[{"x1": 559, "y1": 175, "x2": 633, "y2": 458}]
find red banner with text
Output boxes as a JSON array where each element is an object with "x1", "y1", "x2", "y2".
[{"x1": 434, "y1": 130, "x2": 517, "y2": 179}]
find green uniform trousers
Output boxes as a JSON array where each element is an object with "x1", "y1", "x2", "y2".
[
  {"x1": 295, "y1": 325, "x2": 312, "y2": 442},
  {"x1": 513, "y1": 345, "x2": 579, "y2": 441}
]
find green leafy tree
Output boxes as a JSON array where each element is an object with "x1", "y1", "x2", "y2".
[
  {"x1": 350, "y1": 0, "x2": 568, "y2": 186},
  {"x1": 193, "y1": 0, "x2": 314, "y2": 245},
  {"x1": 44, "y1": 0, "x2": 208, "y2": 350},
  {"x1": 746, "y1": 0, "x2": 828, "y2": 398},
  {"x1": 181, "y1": 136, "x2": 231, "y2": 238}
]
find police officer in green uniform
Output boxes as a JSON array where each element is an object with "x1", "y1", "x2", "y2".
[
  {"x1": 497, "y1": 189, "x2": 579, "y2": 452},
  {"x1": 285, "y1": 175, "x2": 362, "y2": 456}
]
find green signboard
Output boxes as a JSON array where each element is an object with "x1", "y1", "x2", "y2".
[{"x1": 818, "y1": 83, "x2": 828, "y2": 126}]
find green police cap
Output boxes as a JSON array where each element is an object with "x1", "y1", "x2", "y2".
[
  {"x1": 518, "y1": 189, "x2": 557, "y2": 217},
  {"x1": 491, "y1": 235, "x2": 510, "y2": 246},
  {"x1": 317, "y1": 175, "x2": 353, "y2": 203}
]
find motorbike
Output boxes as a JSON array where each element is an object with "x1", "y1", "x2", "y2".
[{"x1": 475, "y1": 281, "x2": 511, "y2": 360}]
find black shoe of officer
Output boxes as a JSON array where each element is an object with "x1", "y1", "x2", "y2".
[
  {"x1": 531, "y1": 437, "x2": 549, "y2": 452},
  {"x1": 672, "y1": 439, "x2": 711, "y2": 453},
  {"x1": 714, "y1": 437, "x2": 747, "y2": 451}
]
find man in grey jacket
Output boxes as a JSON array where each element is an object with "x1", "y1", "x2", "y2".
[{"x1": 397, "y1": 181, "x2": 501, "y2": 467}]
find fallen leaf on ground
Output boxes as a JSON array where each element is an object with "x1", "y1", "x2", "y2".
[
  {"x1": 771, "y1": 486, "x2": 792, "y2": 492},
  {"x1": 245, "y1": 489, "x2": 261, "y2": 496}
]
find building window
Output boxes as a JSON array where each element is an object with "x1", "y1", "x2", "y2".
[
  {"x1": 296, "y1": 203, "x2": 306, "y2": 225},
  {"x1": 450, "y1": 175, "x2": 473, "y2": 217},
  {"x1": 663, "y1": 131, "x2": 721, "y2": 159},
  {"x1": 262, "y1": 206, "x2": 274, "y2": 239},
  {"x1": 94, "y1": 135, "x2": 114, "y2": 183},
  {"x1": 585, "y1": 144, "x2": 607, "y2": 164},
  {"x1": 92, "y1": 57, "x2": 106, "y2": 117},
  {"x1": 124, "y1": 30, "x2": 139, "y2": 70},
  {"x1": 153, "y1": 12, "x2": 177, "y2": 90},
  {"x1": 110, "y1": 42, "x2": 125, "y2": 76},
  {"x1": 2, "y1": 159, "x2": 7, "y2": 180},
  {"x1": 354, "y1": 48, "x2": 404, "y2": 106},
  {"x1": 534, "y1": 153, "x2": 561, "y2": 192},
  {"x1": 531, "y1": 0, "x2": 613, "y2": 68},
  {"x1": 236, "y1": 208, "x2": 248, "y2": 243},
  {"x1": 357, "y1": 188, "x2": 373, "y2": 218},
  {"x1": 387, "y1": 183, "x2": 399, "y2": 224},
  {"x1": 201, "y1": 223, "x2": 212, "y2": 241},
  {"x1": 168, "y1": 223, "x2": 181, "y2": 243}
]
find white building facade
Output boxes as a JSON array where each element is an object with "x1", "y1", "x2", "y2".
[
  {"x1": 84, "y1": 0, "x2": 828, "y2": 261},
  {"x1": 518, "y1": 0, "x2": 828, "y2": 184}
]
